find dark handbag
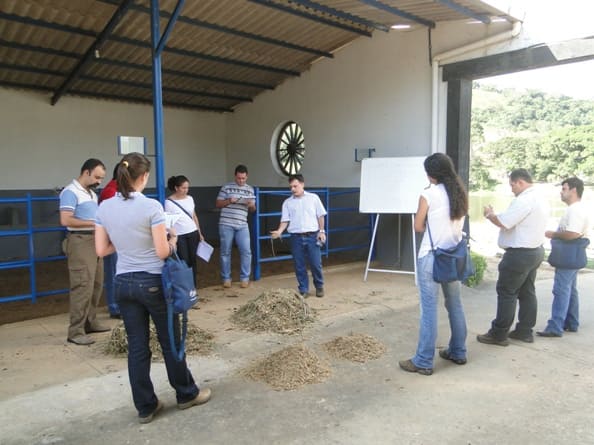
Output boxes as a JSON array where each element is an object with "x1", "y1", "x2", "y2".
[
  {"x1": 548, "y1": 237, "x2": 590, "y2": 269},
  {"x1": 427, "y1": 222, "x2": 475, "y2": 283},
  {"x1": 162, "y1": 251, "x2": 198, "y2": 361}
]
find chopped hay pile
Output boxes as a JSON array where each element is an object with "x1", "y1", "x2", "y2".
[
  {"x1": 230, "y1": 288, "x2": 315, "y2": 334},
  {"x1": 104, "y1": 322, "x2": 214, "y2": 360},
  {"x1": 323, "y1": 333, "x2": 386, "y2": 363},
  {"x1": 243, "y1": 343, "x2": 331, "y2": 390}
]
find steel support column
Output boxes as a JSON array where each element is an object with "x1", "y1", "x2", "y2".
[{"x1": 150, "y1": 0, "x2": 185, "y2": 204}]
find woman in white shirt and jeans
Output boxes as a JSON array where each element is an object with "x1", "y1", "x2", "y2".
[
  {"x1": 95, "y1": 153, "x2": 210, "y2": 423},
  {"x1": 399, "y1": 153, "x2": 469, "y2": 376}
]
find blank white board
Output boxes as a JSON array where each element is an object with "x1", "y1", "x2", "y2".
[{"x1": 359, "y1": 157, "x2": 428, "y2": 214}]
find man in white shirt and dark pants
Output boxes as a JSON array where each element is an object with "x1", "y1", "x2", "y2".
[
  {"x1": 478, "y1": 169, "x2": 548, "y2": 346},
  {"x1": 270, "y1": 174, "x2": 327, "y2": 298}
]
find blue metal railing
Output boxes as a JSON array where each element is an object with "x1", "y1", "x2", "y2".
[
  {"x1": 0, "y1": 194, "x2": 68, "y2": 303},
  {"x1": 252, "y1": 187, "x2": 372, "y2": 280}
]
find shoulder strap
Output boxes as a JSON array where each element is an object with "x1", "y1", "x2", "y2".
[
  {"x1": 167, "y1": 198, "x2": 193, "y2": 220},
  {"x1": 426, "y1": 220, "x2": 435, "y2": 251}
]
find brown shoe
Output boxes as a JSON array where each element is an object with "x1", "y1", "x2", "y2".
[
  {"x1": 240, "y1": 280, "x2": 249, "y2": 288},
  {"x1": 178, "y1": 388, "x2": 212, "y2": 410},
  {"x1": 223, "y1": 280, "x2": 231, "y2": 288},
  {"x1": 399, "y1": 359, "x2": 433, "y2": 376},
  {"x1": 85, "y1": 323, "x2": 111, "y2": 333},
  {"x1": 139, "y1": 400, "x2": 164, "y2": 424},
  {"x1": 67, "y1": 335, "x2": 95, "y2": 346}
]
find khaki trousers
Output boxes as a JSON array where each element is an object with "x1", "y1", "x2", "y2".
[{"x1": 62, "y1": 233, "x2": 104, "y2": 339}]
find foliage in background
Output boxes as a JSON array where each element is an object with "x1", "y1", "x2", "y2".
[
  {"x1": 470, "y1": 83, "x2": 594, "y2": 190},
  {"x1": 464, "y1": 251, "x2": 487, "y2": 288}
]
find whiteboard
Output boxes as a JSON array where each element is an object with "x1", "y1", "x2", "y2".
[{"x1": 359, "y1": 157, "x2": 428, "y2": 213}]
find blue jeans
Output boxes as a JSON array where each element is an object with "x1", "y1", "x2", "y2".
[
  {"x1": 412, "y1": 253, "x2": 467, "y2": 369},
  {"x1": 115, "y1": 272, "x2": 199, "y2": 417},
  {"x1": 219, "y1": 224, "x2": 252, "y2": 282},
  {"x1": 544, "y1": 268, "x2": 580, "y2": 334},
  {"x1": 290, "y1": 233, "x2": 324, "y2": 293},
  {"x1": 103, "y1": 253, "x2": 120, "y2": 316}
]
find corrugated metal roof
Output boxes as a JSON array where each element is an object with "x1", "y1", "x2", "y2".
[{"x1": 0, "y1": 0, "x2": 517, "y2": 112}]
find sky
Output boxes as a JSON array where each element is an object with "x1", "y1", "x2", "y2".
[
  {"x1": 479, "y1": 0, "x2": 594, "y2": 100},
  {"x1": 480, "y1": 59, "x2": 594, "y2": 100}
]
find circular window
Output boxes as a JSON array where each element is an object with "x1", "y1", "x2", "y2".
[{"x1": 274, "y1": 121, "x2": 305, "y2": 176}]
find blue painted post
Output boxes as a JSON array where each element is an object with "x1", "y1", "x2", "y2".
[
  {"x1": 150, "y1": 0, "x2": 166, "y2": 204},
  {"x1": 253, "y1": 186, "x2": 261, "y2": 281},
  {"x1": 26, "y1": 194, "x2": 37, "y2": 303}
]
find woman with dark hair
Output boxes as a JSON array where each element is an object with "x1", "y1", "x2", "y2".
[
  {"x1": 399, "y1": 153, "x2": 469, "y2": 376},
  {"x1": 95, "y1": 153, "x2": 210, "y2": 423},
  {"x1": 164, "y1": 175, "x2": 203, "y2": 286}
]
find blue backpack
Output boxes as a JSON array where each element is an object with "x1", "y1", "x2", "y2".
[{"x1": 162, "y1": 252, "x2": 198, "y2": 361}]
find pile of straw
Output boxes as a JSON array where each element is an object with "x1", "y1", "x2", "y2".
[
  {"x1": 104, "y1": 321, "x2": 214, "y2": 361},
  {"x1": 230, "y1": 288, "x2": 314, "y2": 334},
  {"x1": 243, "y1": 343, "x2": 331, "y2": 390},
  {"x1": 322, "y1": 333, "x2": 386, "y2": 363}
]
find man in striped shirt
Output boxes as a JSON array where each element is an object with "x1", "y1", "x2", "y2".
[{"x1": 216, "y1": 165, "x2": 256, "y2": 288}]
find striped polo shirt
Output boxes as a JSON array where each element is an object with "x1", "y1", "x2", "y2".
[
  {"x1": 59, "y1": 179, "x2": 98, "y2": 231},
  {"x1": 217, "y1": 182, "x2": 255, "y2": 228}
]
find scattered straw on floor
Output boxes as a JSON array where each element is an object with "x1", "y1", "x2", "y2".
[
  {"x1": 104, "y1": 321, "x2": 214, "y2": 360},
  {"x1": 230, "y1": 288, "x2": 315, "y2": 334},
  {"x1": 242, "y1": 343, "x2": 331, "y2": 391},
  {"x1": 322, "y1": 333, "x2": 386, "y2": 363}
]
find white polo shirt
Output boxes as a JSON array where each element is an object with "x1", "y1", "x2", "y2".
[
  {"x1": 558, "y1": 201, "x2": 590, "y2": 236},
  {"x1": 281, "y1": 191, "x2": 327, "y2": 234},
  {"x1": 497, "y1": 186, "x2": 548, "y2": 249},
  {"x1": 59, "y1": 179, "x2": 98, "y2": 232}
]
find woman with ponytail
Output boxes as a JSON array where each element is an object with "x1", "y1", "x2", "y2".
[
  {"x1": 399, "y1": 153, "x2": 469, "y2": 376},
  {"x1": 95, "y1": 153, "x2": 210, "y2": 423}
]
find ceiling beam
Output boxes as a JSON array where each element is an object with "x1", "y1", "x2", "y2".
[
  {"x1": 287, "y1": 0, "x2": 389, "y2": 32},
  {"x1": 435, "y1": 0, "x2": 490, "y2": 24},
  {"x1": 97, "y1": 0, "x2": 334, "y2": 58},
  {"x1": 0, "y1": 39, "x2": 276, "y2": 90},
  {"x1": 357, "y1": 0, "x2": 435, "y2": 28},
  {"x1": 0, "y1": 81, "x2": 234, "y2": 112},
  {"x1": 110, "y1": 35, "x2": 300, "y2": 76},
  {"x1": 248, "y1": 0, "x2": 372, "y2": 37},
  {"x1": 51, "y1": 0, "x2": 135, "y2": 105}
]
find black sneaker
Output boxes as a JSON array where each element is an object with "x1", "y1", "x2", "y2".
[
  {"x1": 399, "y1": 359, "x2": 433, "y2": 376},
  {"x1": 508, "y1": 330, "x2": 534, "y2": 343},
  {"x1": 315, "y1": 288, "x2": 324, "y2": 298},
  {"x1": 438, "y1": 348, "x2": 467, "y2": 365},
  {"x1": 476, "y1": 332, "x2": 509, "y2": 347}
]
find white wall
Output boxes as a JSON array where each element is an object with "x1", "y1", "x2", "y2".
[
  {"x1": 0, "y1": 89, "x2": 227, "y2": 190},
  {"x1": 226, "y1": 20, "x2": 514, "y2": 188}
]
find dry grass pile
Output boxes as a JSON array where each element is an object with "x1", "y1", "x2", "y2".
[
  {"x1": 104, "y1": 321, "x2": 214, "y2": 360},
  {"x1": 243, "y1": 343, "x2": 331, "y2": 390},
  {"x1": 230, "y1": 288, "x2": 315, "y2": 334},
  {"x1": 323, "y1": 333, "x2": 387, "y2": 363}
]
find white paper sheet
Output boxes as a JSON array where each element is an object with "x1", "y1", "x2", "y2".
[
  {"x1": 196, "y1": 240, "x2": 214, "y2": 262},
  {"x1": 165, "y1": 212, "x2": 182, "y2": 229}
]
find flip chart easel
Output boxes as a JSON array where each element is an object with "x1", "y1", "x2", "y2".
[{"x1": 359, "y1": 157, "x2": 428, "y2": 281}]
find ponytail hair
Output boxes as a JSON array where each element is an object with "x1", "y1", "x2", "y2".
[
  {"x1": 167, "y1": 175, "x2": 189, "y2": 192},
  {"x1": 423, "y1": 153, "x2": 468, "y2": 220},
  {"x1": 117, "y1": 152, "x2": 151, "y2": 200}
]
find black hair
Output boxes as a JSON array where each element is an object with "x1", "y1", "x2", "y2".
[
  {"x1": 424, "y1": 153, "x2": 468, "y2": 220},
  {"x1": 509, "y1": 168, "x2": 533, "y2": 183},
  {"x1": 110, "y1": 164, "x2": 118, "y2": 181},
  {"x1": 80, "y1": 158, "x2": 105, "y2": 174},
  {"x1": 117, "y1": 152, "x2": 151, "y2": 200},
  {"x1": 167, "y1": 175, "x2": 190, "y2": 192},
  {"x1": 235, "y1": 164, "x2": 248, "y2": 175},
  {"x1": 288, "y1": 174, "x2": 304, "y2": 183},
  {"x1": 562, "y1": 176, "x2": 584, "y2": 198}
]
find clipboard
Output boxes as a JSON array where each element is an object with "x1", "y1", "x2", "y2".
[{"x1": 196, "y1": 240, "x2": 214, "y2": 262}]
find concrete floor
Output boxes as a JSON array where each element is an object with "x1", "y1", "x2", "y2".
[{"x1": 1, "y1": 262, "x2": 593, "y2": 445}]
